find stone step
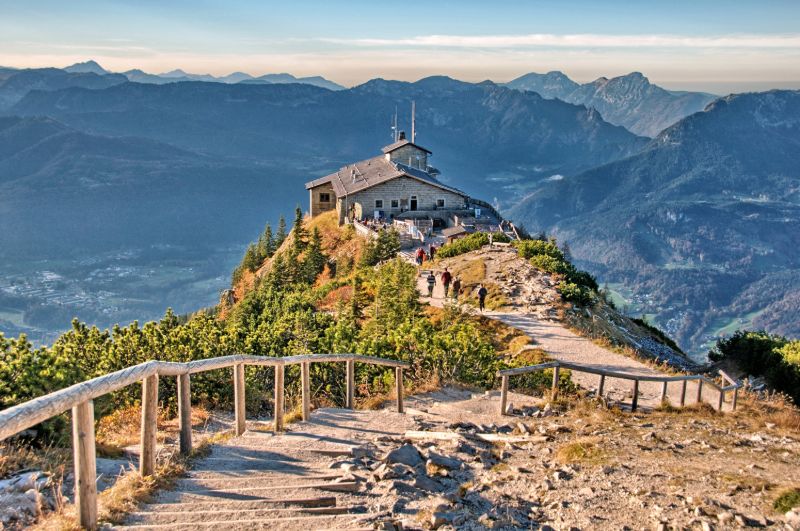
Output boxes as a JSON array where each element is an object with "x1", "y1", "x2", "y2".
[
  {"x1": 137, "y1": 496, "x2": 338, "y2": 513},
  {"x1": 125, "y1": 505, "x2": 357, "y2": 525},
  {"x1": 115, "y1": 512, "x2": 371, "y2": 530},
  {"x1": 175, "y1": 473, "x2": 343, "y2": 490},
  {"x1": 152, "y1": 482, "x2": 359, "y2": 504},
  {"x1": 185, "y1": 469, "x2": 335, "y2": 479}
]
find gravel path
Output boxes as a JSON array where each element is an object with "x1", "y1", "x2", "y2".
[{"x1": 415, "y1": 270, "x2": 726, "y2": 411}]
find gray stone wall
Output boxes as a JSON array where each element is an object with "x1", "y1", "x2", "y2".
[
  {"x1": 338, "y1": 176, "x2": 467, "y2": 222},
  {"x1": 388, "y1": 146, "x2": 427, "y2": 170}
]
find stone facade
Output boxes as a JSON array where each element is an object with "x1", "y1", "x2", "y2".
[
  {"x1": 387, "y1": 145, "x2": 428, "y2": 170},
  {"x1": 336, "y1": 176, "x2": 467, "y2": 224},
  {"x1": 309, "y1": 181, "x2": 335, "y2": 217}
]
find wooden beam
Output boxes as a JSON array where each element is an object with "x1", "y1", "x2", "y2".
[
  {"x1": 72, "y1": 400, "x2": 97, "y2": 530},
  {"x1": 396, "y1": 367, "x2": 404, "y2": 413},
  {"x1": 717, "y1": 387, "x2": 724, "y2": 411},
  {"x1": 500, "y1": 375, "x2": 509, "y2": 415},
  {"x1": 732, "y1": 387, "x2": 739, "y2": 411},
  {"x1": 301, "y1": 361, "x2": 311, "y2": 421},
  {"x1": 345, "y1": 359, "x2": 354, "y2": 409},
  {"x1": 598, "y1": 374, "x2": 606, "y2": 399},
  {"x1": 660, "y1": 381, "x2": 668, "y2": 403},
  {"x1": 551, "y1": 366, "x2": 560, "y2": 400},
  {"x1": 140, "y1": 374, "x2": 158, "y2": 476},
  {"x1": 680, "y1": 380, "x2": 687, "y2": 407},
  {"x1": 274, "y1": 364, "x2": 284, "y2": 432},
  {"x1": 696, "y1": 379, "x2": 703, "y2": 405},
  {"x1": 233, "y1": 364, "x2": 246, "y2": 436},
  {"x1": 177, "y1": 374, "x2": 192, "y2": 455},
  {"x1": 631, "y1": 379, "x2": 639, "y2": 412}
]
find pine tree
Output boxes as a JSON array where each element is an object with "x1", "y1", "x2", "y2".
[
  {"x1": 257, "y1": 223, "x2": 274, "y2": 260},
  {"x1": 243, "y1": 243, "x2": 260, "y2": 272},
  {"x1": 303, "y1": 227, "x2": 326, "y2": 283},
  {"x1": 561, "y1": 241, "x2": 573, "y2": 263},
  {"x1": 292, "y1": 206, "x2": 307, "y2": 252},
  {"x1": 275, "y1": 216, "x2": 287, "y2": 248}
]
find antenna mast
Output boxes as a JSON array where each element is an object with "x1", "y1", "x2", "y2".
[{"x1": 411, "y1": 100, "x2": 416, "y2": 143}]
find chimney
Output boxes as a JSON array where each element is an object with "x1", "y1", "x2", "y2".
[{"x1": 398, "y1": 131, "x2": 406, "y2": 141}]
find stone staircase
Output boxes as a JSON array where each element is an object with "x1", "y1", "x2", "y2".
[{"x1": 115, "y1": 408, "x2": 416, "y2": 530}]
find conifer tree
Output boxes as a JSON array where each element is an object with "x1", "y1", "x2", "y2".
[
  {"x1": 292, "y1": 206, "x2": 307, "y2": 252},
  {"x1": 275, "y1": 216, "x2": 287, "y2": 248},
  {"x1": 303, "y1": 227, "x2": 326, "y2": 283},
  {"x1": 243, "y1": 243, "x2": 260, "y2": 272},
  {"x1": 257, "y1": 223, "x2": 274, "y2": 261}
]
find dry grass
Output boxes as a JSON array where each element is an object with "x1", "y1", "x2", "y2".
[
  {"x1": 774, "y1": 487, "x2": 800, "y2": 513},
  {"x1": 0, "y1": 442, "x2": 70, "y2": 480},
  {"x1": 555, "y1": 437, "x2": 607, "y2": 464}
]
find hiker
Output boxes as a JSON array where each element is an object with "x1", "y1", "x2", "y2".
[
  {"x1": 415, "y1": 247, "x2": 424, "y2": 266},
  {"x1": 426, "y1": 271, "x2": 436, "y2": 297},
  {"x1": 429, "y1": 244, "x2": 436, "y2": 259},
  {"x1": 452, "y1": 277, "x2": 461, "y2": 301},
  {"x1": 441, "y1": 268, "x2": 452, "y2": 297},
  {"x1": 477, "y1": 283, "x2": 488, "y2": 312}
]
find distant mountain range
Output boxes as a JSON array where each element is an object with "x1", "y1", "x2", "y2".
[
  {"x1": 505, "y1": 71, "x2": 717, "y2": 137},
  {"x1": 508, "y1": 90, "x2": 800, "y2": 354},
  {"x1": 8, "y1": 75, "x2": 645, "y2": 201}
]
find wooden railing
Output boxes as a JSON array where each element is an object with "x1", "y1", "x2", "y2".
[
  {"x1": 497, "y1": 361, "x2": 742, "y2": 415},
  {"x1": 0, "y1": 353, "x2": 409, "y2": 530}
]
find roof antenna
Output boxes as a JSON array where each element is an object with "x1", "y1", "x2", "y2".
[
  {"x1": 391, "y1": 106, "x2": 398, "y2": 142},
  {"x1": 411, "y1": 100, "x2": 416, "y2": 143}
]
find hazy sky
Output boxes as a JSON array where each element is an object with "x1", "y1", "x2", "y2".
[{"x1": 2, "y1": 0, "x2": 800, "y2": 93}]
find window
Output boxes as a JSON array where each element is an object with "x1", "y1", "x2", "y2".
[
  {"x1": 375, "y1": 199, "x2": 383, "y2": 209},
  {"x1": 436, "y1": 198, "x2": 446, "y2": 208},
  {"x1": 319, "y1": 192, "x2": 330, "y2": 202},
  {"x1": 390, "y1": 199, "x2": 399, "y2": 208}
]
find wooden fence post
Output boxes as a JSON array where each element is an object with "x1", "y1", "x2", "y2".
[
  {"x1": 551, "y1": 366, "x2": 560, "y2": 400},
  {"x1": 396, "y1": 367, "x2": 404, "y2": 413},
  {"x1": 696, "y1": 380, "x2": 703, "y2": 405},
  {"x1": 660, "y1": 381, "x2": 668, "y2": 403},
  {"x1": 717, "y1": 388, "x2": 724, "y2": 411},
  {"x1": 274, "y1": 364, "x2": 284, "y2": 432},
  {"x1": 345, "y1": 359, "x2": 354, "y2": 409},
  {"x1": 177, "y1": 374, "x2": 192, "y2": 455},
  {"x1": 597, "y1": 374, "x2": 606, "y2": 399},
  {"x1": 140, "y1": 374, "x2": 158, "y2": 476},
  {"x1": 72, "y1": 400, "x2": 97, "y2": 531},
  {"x1": 732, "y1": 387, "x2": 739, "y2": 411},
  {"x1": 680, "y1": 380, "x2": 687, "y2": 407},
  {"x1": 301, "y1": 361, "x2": 311, "y2": 421},
  {"x1": 500, "y1": 375, "x2": 509, "y2": 415},
  {"x1": 631, "y1": 379, "x2": 639, "y2": 412},
  {"x1": 233, "y1": 364, "x2": 246, "y2": 436}
]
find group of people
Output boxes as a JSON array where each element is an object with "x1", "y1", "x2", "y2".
[
  {"x1": 414, "y1": 244, "x2": 438, "y2": 266},
  {"x1": 424, "y1": 267, "x2": 489, "y2": 311}
]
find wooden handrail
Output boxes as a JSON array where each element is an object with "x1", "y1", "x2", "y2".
[
  {"x1": 497, "y1": 360, "x2": 742, "y2": 415},
  {"x1": 0, "y1": 352, "x2": 409, "y2": 530}
]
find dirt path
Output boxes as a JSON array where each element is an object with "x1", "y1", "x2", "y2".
[{"x1": 415, "y1": 269, "x2": 722, "y2": 411}]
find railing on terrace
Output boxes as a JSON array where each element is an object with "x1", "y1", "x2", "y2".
[
  {"x1": 497, "y1": 361, "x2": 742, "y2": 415},
  {"x1": 0, "y1": 353, "x2": 409, "y2": 530}
]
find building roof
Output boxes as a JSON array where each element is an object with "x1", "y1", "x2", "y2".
[
  {"x1": 441, "y1": 226, "x2": 470, "y2": 238},
  {"x1": 381, "y1": 139, "x2": 432, "y2": 155},
  {"x1": 305, "y1": 155, "x2": 468, "y2": 198}
]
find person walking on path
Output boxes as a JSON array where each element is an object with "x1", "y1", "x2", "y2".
[
  {"x1": 429, "y1": 244, "x2": 436, "y2": 260},
  {"x1": 451, "y1": 277, "x2": 461, "y2": 301},
  {"x1": 441, "y1": 268, "x2": 452, "y2": 297},
  {"x1": 426, "y1": 271, "x2": 437, "y2": 298},
  {"x1": 477, "y1": 283, "x2": 488, "y2": 312},
  {"x1": 415, "y1": 247, "x2": 425, "y2": 266}
]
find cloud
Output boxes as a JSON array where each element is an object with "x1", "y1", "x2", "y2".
[{"x1": 319, "y1": 33, "x2": 800, "y2": 50}]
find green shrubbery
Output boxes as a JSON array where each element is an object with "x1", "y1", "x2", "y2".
[
  {"x1": 709, "y1": 330, "x2": 800, "y2": 404},
  {"x1": 513, "y1": 238, "x2": 598, "y2": 304},
  {"x1": 435, "y1": 232, "x2": 510, "y2": 259}
]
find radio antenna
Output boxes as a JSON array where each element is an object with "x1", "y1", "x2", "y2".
[{"x1": 411, "y1": 100, "x2": 416, "y2": 143}]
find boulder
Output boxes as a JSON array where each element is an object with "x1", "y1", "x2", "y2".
[
  {"x1": 384, "y1": 444, "x2": 424, "y2": 467},
  {"x1": 427, "y1": 451, "x2": 463, "y2": 470}
]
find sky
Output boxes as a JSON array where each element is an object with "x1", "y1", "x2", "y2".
[{"x1": 1, "y1": 0, "x2": 799, "y2": 93}]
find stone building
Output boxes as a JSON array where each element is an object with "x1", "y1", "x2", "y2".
[{"x1": 305, "y1": 133, "x2": 474, "y2": 226}]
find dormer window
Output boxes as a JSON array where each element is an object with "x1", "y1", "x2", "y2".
[{"x1": 319, "y1": 192, "x2": 330, "y2": 203}]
